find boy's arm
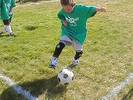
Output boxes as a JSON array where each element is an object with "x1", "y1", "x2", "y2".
[
  {"x1": 10, "y1": 0, "x2": 16, "y2": 15},
  {"x1": 83, "y1": 6, "x2": 97, "y2": 18},
  {"x1": 57, "y1": 10, "x2": 65, "y2": 20},
  {"x1": 96, "y1": 7, "x2": 106, "y2": 12},
  {"x1": 83, "y1": 6, "x2": 106, "y2": 18},
  {"x1": 11, "y1": 0, "x2": 16, "y2": 8},
  {"x1": 57, "y1": 11, "x2": 67, "y2": 27},
  {"x1": 9, "y1": 8, "x2": 14, "y2": 15}
]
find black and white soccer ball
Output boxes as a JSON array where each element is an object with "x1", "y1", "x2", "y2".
[{"x1": 57, "y1": 68, "x2": 74, "y2": 85}]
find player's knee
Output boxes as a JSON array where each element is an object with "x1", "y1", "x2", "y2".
[{"x1": 56, "y1": 42, "x2": 65, "y2": 49}]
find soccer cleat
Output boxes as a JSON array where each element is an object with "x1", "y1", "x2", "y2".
[
  {"x1": 49, "y1": 57, "x2": 58, "y2": 69},
  {"x1": 0, "y1": 27, "x2": 6, "y2": 35},
  {"x1": 0, "y1": 31, "x2": 4, "y2": 35},
  {"x1": 4, "y1": 25, "x2": 14, "y2": 36},
  {"x1": 9, "y1": 32, "x2": 15, "y2": 37},
  {"x1": 72, "y1": 58, "x2": 80, "y2": 66}
]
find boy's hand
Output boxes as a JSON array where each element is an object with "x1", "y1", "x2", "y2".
[
  {"x1": 9, "y1": 9, "x2": 13, "y2": 15},
  {"x1": 96, "y1": 7, "x2": 106, "y2": 12},
  {"x1": 63, "y1": 20, "x2": 67, "y2": 27},
  {"x1": 9, "y1": 11, "x2": 13, "y2": 15}
]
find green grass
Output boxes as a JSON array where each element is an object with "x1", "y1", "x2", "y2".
[{"x1": 0, "y1": 0, "x2": 133, "y2": 100}]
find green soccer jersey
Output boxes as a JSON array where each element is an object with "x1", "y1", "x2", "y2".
[
  {"x1": 58, "y1": 5, "x2": 97, "y2": 45},
  {"x1": 0, "y1": 0, "x2": 16, "y2": 20}
]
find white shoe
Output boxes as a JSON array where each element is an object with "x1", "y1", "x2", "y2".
[
  {"x1": 72, "y1": 58, "x2": 79, "y2": 66},
  {"x1": 50, "y1": 57, "x2": 58, "y2": 68},
  {"x1": 9, "y1": 32, "x2": 15, "y2": 36},
  {"x1": 4, "y1": 25, "x2": 13, "y2": 36}
]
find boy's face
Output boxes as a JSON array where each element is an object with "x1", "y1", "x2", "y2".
[{"x1": 62, "y1": 5, "x2": 73, "y2": 13}]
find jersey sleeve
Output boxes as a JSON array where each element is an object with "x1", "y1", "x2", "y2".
[
  {"x1": 57, "y1": 10, "x2": 65, "y2": 20},
  {"x1": 83, "y1": 6, "x2": 97, "y2": 18},
  {"x1": 11, "y1": 0, "x2": 16, "y2": 8}
]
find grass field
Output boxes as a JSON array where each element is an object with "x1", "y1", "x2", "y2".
[{"x1": 0, "y1": 0, "x2": 133, "y2": 100}]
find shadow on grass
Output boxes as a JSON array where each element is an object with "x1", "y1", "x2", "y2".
[
  {"x1": 0, "y1": 75, "x2": 67, "y2": 100},
  {"x1": 0, "y1": 34, "x2": 16, "y2": 37},
  {"x1": 24, "y1": 25, "x2": 38, "y2": 31},
  {"x1": 122, "y1": 88, "x2": 133, "y2": 100},
  {"x1": 17, "y1": 0, "x2": 53, "y2": 4}
]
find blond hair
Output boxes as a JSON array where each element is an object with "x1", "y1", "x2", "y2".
[{"x1": 60, "y1": 0, "x2": 76, "y2": 6}]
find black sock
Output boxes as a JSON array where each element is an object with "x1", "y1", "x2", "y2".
[
  {"x1": 74, "y1": 51, "x2": 83, "y2": 60},
  {"x1": 53, "y1": 42, "x2": 65, "y2": 58}
]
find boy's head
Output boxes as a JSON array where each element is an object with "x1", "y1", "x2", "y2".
[{"x1": 60, "y1": 0, "x2": 76, "y2": 13}]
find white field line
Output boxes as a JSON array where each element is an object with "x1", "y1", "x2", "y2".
[
  {"x1": 0, "y1": 73, "x2": 38, "y2": 100},
  {"x1": 16, "y1": 0, "x2": 59, "y2": 7},
  {"x1": 101, "y1": 73, "x2": 133, "y2": 100}
]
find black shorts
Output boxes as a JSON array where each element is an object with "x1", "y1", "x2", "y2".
[{"x1": 3, "y1": 15, "x2": 13, "y2": 25}]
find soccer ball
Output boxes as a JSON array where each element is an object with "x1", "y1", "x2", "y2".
[{"x1": 57, "y1": 68, "x2": 74, "y2": 85}]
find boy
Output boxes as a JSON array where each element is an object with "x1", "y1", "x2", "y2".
[
  {"x1": 50, "y1": 0, "x2": 106, "y2": 68},
  {"x1": 0, "y1": 0, "x2": 16, "y2": 36}
]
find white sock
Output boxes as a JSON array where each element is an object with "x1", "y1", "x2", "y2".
[
  {"x1": 3, "y1": 26, "x2": 6, "y2": 32},
  {"x1": 5, "y1": 25, "x2": 13, "y2": 35}
]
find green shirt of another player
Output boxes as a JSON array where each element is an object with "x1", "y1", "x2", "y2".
[
  {"x1": 0, "y1": 0, "x2": 16, "y2": 20},
  {"x1": 58, "y1": 5, "x2": 97, "y2": 45}
]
